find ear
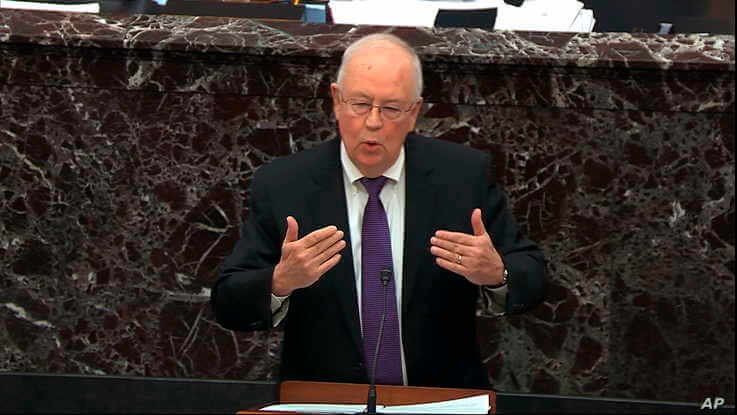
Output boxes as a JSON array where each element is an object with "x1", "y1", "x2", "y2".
[{"x1": 330, "y1": 83, "x2": 342, "y2": 115}]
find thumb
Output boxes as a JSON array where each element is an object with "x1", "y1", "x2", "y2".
[
  {"x1": 283, "y1": 216, "x2": 299, "y2": 244},
  {"x1": 471, "y1": 208, "x2": 487, "y2": 236}
]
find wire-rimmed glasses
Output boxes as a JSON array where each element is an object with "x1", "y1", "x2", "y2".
[{"x1": 338, "y1": 91, "x2": 419, "y2": 121}]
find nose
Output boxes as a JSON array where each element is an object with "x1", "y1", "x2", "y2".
[{"x1": 364, "y1": 106, "x2": 384, "y2": 130}]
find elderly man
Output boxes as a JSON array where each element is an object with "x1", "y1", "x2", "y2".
[{"x1": 211, "y1": 33, "x2": 545, "y2": 389}]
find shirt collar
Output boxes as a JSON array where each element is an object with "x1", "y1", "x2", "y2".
[{"x1": 340, "y1": 141, "x2": 404, "y2": 185}]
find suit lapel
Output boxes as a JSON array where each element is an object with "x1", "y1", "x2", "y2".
[
  {"x1": 402, "y1": 135, "x2": 437, "y2": 314},
  {"x1": 305, "y1": 139, "x2": 363, "y2": 356}
]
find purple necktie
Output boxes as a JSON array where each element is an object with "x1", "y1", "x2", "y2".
[{"x1": 360, "y1": 176, "x2": 402, "y2": 385}]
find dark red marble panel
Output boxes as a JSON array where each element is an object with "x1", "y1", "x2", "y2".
[
  {"x1": 1, "y1": 44, "x2": 733, "y2": 114},
  {"x1": 0, "y1": 86, "x2": 303, "y2": 379}
]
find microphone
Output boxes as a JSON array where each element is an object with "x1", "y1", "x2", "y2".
[{"x1": 366, "y1": 268, "x2": 392, "y2": 415}]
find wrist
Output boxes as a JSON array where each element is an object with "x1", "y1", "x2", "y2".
[
  {"x1": 487, "y1": 268, "x2": 508, "y2": 289},
  {"x1": 272, "y1": 264, "x2": 293, "y2": 296}
]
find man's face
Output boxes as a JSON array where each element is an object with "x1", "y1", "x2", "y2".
[{"x1": 331, "y1": 44, "x2": 422, "y2": 178}]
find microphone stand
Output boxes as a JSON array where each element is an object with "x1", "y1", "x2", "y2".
[{"x1": 365, "y1": 269, "x2": 392, "y2": 415}]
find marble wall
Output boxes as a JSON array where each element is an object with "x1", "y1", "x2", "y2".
[{"x1": 1, "y1": 10, "x2": 734, "y2": 402}]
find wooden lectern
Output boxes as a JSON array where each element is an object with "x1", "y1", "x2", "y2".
[{"x1": 238, "y1": 380, "x2": 496, "y2": 414}]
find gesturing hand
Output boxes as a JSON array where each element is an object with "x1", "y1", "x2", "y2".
[
  {"x1": 430, "y1": 208, "x2": 505, "y2": 286},
  {"x1": 272, "y1": 216, "x2": 346, "y2": 296}
]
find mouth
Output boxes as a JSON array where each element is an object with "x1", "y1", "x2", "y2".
[{"x1": 362, "y1": 140, "x2": 381, "y2": 148}]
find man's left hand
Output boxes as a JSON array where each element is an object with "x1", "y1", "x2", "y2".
[{"x1": 430, "y1": 208, "x2": 505, "y2": 286}]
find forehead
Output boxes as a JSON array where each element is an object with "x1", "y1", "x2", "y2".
[{"x1": 341, "y1": 44, "x2": 416, "y2": 100}]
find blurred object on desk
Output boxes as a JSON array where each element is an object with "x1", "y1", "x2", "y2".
[
  {"x1": 0, "y1": 0, "x2": 99, "y2": 12},
  {"x1": 582, "y1": 0, "x2": 733, "y2": 34},
  {"x1": 328, "y1": 0, "x2": 595, "y2": 32},
  {"x1": 220, "y1": 0, "x2": 286, "y2": 3},
  {"x1": 303, "y1": 0, "x2": 328, "y2": 23},
  {"x1": 494, "y1": 0, "x2": 595, "y2": 31},
  {"x1": 434, "y1": 7, "x2": 496, "y2": 29},
  {"x1": 160, "y1": 0, "x2": 304, "y2": 19}
]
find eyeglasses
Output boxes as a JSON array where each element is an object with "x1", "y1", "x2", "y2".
[{"x1": 338, "y1": 91, "x2": 419, "y2": 121}]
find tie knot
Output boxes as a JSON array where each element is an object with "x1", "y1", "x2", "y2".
[{"x1": 360, "y1": 176, "x2": 389, "y2": 198}]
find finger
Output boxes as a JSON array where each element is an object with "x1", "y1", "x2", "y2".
[
  {"x1": 435, "y1": 256, "x2": 466, "y2": 276},
  {"x1": 312, "y1": 236, "x2": 347, "y2": 265},
  {"x1": 301, "y1": 225, "x2": 339, "y2": 248},
  {"x1": 310, "y1": 229, "x2": 344, "y2": 256},
  {"x1": 434, "y1": 230, "x2": 475, "y2": 245},
  {"x1": 283, "y1": 216, "x2": 299, "y2": 244},
  {"x1": 471, "y1": 208, "x2": 487, "y2": 236},
  {"x1": 316, "y1": 253, "x2": 342, "y2": 276},
  {"x1": 430, "y1": 245, "x2": 463, "y2": 265},
  {"x1": 430, "y1": 236, "x2": 467, "y2": 256}
]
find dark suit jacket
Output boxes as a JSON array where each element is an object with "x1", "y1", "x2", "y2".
[{"x1": 211, "y1": 134, "x2": 545, "y2": 388}]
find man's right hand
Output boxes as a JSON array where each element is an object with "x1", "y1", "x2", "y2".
[{"x1": 272, "y1": 216, "x2": 346, "y2": 296}]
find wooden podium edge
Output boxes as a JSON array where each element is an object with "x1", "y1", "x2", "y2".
[{"x1": 237, "y1": 380, "x2": 496, "y2": 414}]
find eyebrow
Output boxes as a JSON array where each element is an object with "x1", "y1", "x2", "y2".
[
  {"x1": 346, "y1": 91, "x2": 372, "y2": 100},
  {"x1": 347, "y1": 92, "x2": 404, "y2": 105}
]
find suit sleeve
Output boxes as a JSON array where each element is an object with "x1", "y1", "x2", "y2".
[
  {"x1": 481, "y1": 153, "x2": 546, "y2": 314},
  {"x1": 210, "y1": 169, "x2": 282, "y2": 331}
]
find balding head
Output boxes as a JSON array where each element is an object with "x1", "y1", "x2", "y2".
[{"x1": 336, "y1": 33, "x2": 423, "y2": 99}]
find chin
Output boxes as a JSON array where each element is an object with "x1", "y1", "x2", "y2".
[
  {"x1": 356, "y1": 161, "x2": 386, "y2": 177},
  {"x1": 357, "y1": 153, "x2": 384, "y2": 165}
]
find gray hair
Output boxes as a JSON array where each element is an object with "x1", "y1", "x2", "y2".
[{"x1": 336, "y1": 33, "x2": 424, "y2": 99}]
